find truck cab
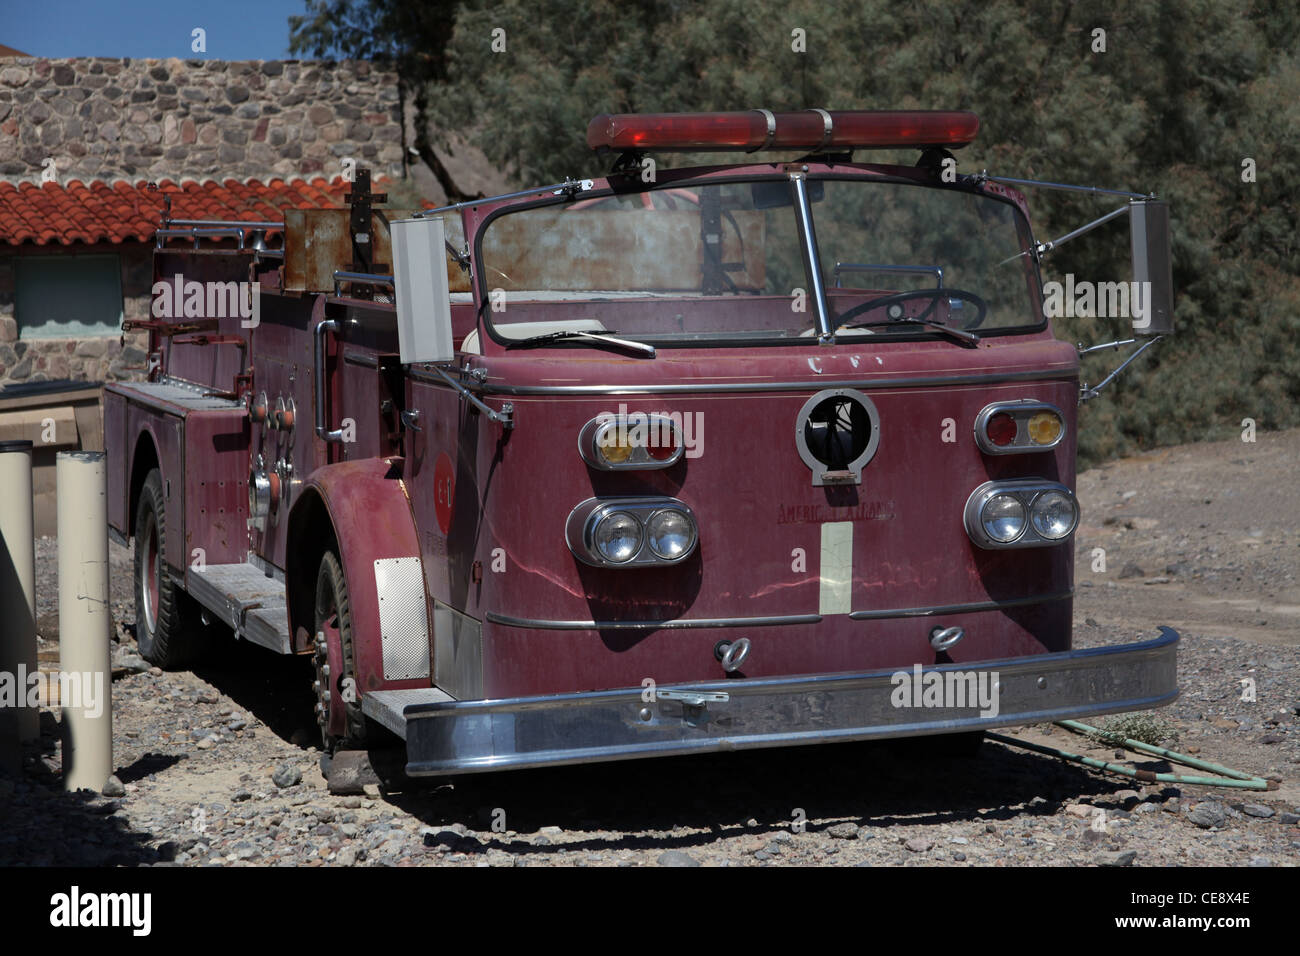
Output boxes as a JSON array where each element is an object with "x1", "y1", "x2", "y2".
[{"x1": 104, "y1": 109, "x2": 1179, "y2": 777}]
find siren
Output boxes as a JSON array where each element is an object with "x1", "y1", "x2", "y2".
[{"x1": 586, "y1": 109, "x2": 979, "y2": 153}]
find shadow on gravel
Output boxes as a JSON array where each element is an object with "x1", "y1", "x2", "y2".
[
  {"x1": 375, "y1": 734, "x2": 1131, "y2": 858},
  {"x1": 188, "y1": 634, "x2": 318, "y2": 745},
  {"x1": 0, "y1": 715, "x2": 179, "y2": 867},
  {"x1": 166, "y1": 629, "x2": 1157, "y2": 861},
  {"x1": 115, "y1": 752, "x2": 184, "y2": 784}
]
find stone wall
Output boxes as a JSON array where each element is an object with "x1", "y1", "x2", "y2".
[
  {"x1": 0, "y1": 57, "x2": 406, "y2": 185},
  {"x1": 0, "y1": 246, "x2": 151, "y2": 386},
  {"x1": 0, "y1": 56, "x2": 413, "y2": 390}
]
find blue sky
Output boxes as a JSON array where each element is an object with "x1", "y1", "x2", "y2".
[{"x1": 1, "y1": 0, "x2": 312, "y2": 59}]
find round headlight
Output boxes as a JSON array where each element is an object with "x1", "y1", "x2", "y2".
[
  {"x1": 1030, "y1": 490, "x2": 1077, "y2": 539},
  {"x1": 593, "y1": 511, "x2": 642, "y2": 563},
  {"x1": 981, "y1": 494, "x2": 1026, "y2": 542},
  {"x1": 646, "y1": 509, "x2": 696, "y2": 560}
]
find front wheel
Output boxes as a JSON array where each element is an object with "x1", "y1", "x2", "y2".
[
  {"x1": 313, "y1": 550, "x2": 367, "y2": 752},
  {"x1": 133, "y1": 468, "x2": 204, "y2": 668}
]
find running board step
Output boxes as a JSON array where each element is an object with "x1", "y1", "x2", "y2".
[
  {"x1": 187, "y1": 562, "x2": 292, "y2": 654},
  {"x1": 362, "y1": 688, "x2": 457, "y2": 741}
]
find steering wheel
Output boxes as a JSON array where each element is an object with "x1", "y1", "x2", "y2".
[{"x1": 834, "y1": 288, "x2": 989, "y2": 331}]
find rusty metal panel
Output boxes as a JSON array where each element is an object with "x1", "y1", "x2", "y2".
[
  {"x1": 297, "y1": 457, "x2": 427, "y2": 698},
  {"x1": 284, "y1": 209, "x2": 347, "y2": 292},
  {"x1": 284, "y1": 209, "x2": 470, "y2": 294},
  {"x1": 150, "y1": 251, "x2": 255, "y2": 393},
  {"x1": 183, "y1": 409, "x2": 250, "y2": 566},
  {"x1": 119, "y1": 402, "x2": 184, "y2": 570}
]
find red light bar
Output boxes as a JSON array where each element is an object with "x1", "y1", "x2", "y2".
[{"x1": 587, "y1": 109, "x2": 979, "y2": 153}]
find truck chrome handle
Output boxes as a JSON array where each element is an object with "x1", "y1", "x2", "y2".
[
  {"x1": 714, "y1": 637, "x2": 751, "y2": 673},
  {"x1": 314, "y1": 319, "x2": 345, "y2": 443},
  {"x1": 929, "y1": 626, "x2": 965, "y2": 652}
]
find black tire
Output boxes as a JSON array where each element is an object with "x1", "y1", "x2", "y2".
[
  {"x1": 134, "y1": 468, "x2": 204, "y2": 668},
  {"x1": 313, "y1": 550, "x2": 367, "y2": 751}
]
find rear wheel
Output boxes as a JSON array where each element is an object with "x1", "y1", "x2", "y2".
[
  {"x1": 133, "y1": 468, "x2": 204, "y2": 668},
  {"x1": 313, "y1": 550, "x2": 367, "y2": 752}
]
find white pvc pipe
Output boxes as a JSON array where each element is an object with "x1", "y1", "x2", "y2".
[
  {"x1": 0, "y1": 439, "x2": 38, "y2": 773},
  {"x1": 56, "y1": 451, "x2": 113, "y2": 792}
]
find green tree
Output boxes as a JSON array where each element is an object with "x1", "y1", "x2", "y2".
[
  {"x1": 291, "y1": 0, "x2": 1300, "y2": 463},
  {"x1": 288, "y1": 0, "x2": 475, "y2": 199}
]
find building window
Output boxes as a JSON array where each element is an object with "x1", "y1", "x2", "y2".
[{"x1": 15, "y1": 254, "x2": 124, "y2": 339}]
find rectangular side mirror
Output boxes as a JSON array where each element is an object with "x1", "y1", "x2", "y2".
[
  {"x1": 392, "y1": 216, "x2": 455, "y2": 364},
  {"x1": 1130, "y1": 200, "x2": 1174, "y2": 335}
]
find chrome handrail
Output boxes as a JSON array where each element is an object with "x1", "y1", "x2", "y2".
[
  {"x1": 314, "y1": 319, "x2": 345, "y2": 443},
  {"x1": 155, "y1": 219, "x2": 287, "y2": 251},
  {"x1": 333, "y1": 271, "x2": 395, "y2": 297},
  {"x1": 163, "y1": 219, "x2": 284, "y2": 228},
  {"x1": 156, "y1": 226, "x2": 251, "y2": 250}
]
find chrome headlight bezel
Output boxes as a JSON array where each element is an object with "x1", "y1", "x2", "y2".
[
  {"x1": 566, "y1": 497, "x2": 699, "y2": 567},
  {"x1": 964, "y1": 479, "x2": 1078, "y2": 549},
  {"x1": 578, "y1": 414, "x2": 684, "y2": 470}
]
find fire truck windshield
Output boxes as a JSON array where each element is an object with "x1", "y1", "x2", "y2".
[{"x1": 477, "y1": 176, "x2": 1042, "y2": 346}]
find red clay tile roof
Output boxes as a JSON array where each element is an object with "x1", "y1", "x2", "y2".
[{"x1": 0, "y1": 176, "x2": 359, "y2": 246}]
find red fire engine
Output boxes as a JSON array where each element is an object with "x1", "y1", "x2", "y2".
[{"x1": 104, "y1": 109, "x2": 1179, "y2": 776}]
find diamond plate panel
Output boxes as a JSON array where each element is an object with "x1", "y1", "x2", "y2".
[{"x1": 374, "y1": 557, "x2": 430, "y2": 681}]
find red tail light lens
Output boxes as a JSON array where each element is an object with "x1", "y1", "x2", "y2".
[
  {"x1": 646, "y1": 435, "x2": 680, "y2": 461},
  {"x1": 986, "y1": 412, "x2": 1018, "y2": 447}
]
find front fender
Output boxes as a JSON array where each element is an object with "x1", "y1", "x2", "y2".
[{"x1": 286, "y1": 456, "x2": 430, "y2": 699}]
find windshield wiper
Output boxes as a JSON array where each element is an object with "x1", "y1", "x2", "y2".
[
  {"x1": 504, "y1": 329, "x2": 656, "y2": 357},
  {"x1": 841, "y1": 315, "x2": 980, "y2": 347}
]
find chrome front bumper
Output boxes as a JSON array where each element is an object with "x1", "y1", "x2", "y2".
[{"x1": 397, "y1": 627, "x2": 1179, "y2": 777}]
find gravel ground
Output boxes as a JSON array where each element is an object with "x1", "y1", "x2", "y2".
[{"x1": 2, "y1": 430, "x2": 1297, "y2": 867}]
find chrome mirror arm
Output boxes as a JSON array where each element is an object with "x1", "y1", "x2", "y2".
[{"x1": 1079, "y1": 336, "x2": 1164, "y2": 402}]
